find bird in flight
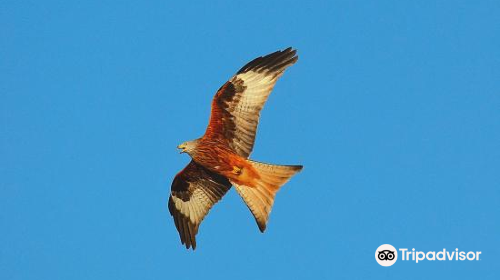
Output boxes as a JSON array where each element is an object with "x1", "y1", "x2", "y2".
[{"x1": 168, "y1": 47, "x2": 303, "y2": 249}]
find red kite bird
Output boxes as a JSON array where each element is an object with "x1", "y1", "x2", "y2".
[{"x1": 168, "y1": 47, "x2": 303, "y2": 249}]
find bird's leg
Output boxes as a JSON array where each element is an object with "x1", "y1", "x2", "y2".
[{"x1": 231, "y1": 166, "x2": 243, "y2": 175}]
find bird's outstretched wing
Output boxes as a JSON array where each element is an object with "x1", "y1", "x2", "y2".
[
  {"x1": 168, "y1": 160, "x2": 231, "y2": 249},
  {"x1": 204, "y1": 47, "x2": 298, "y2": 158}
]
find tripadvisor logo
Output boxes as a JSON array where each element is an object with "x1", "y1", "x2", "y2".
[
  {"x1": 375, "y1": 244, "x2": 482, "y2": 267},
  {"x1": 399, "y1": 248, "x2": 482, "y2": 263},
  {"x1": 376, "y1": 244, "x2": 398, "y2": 266}
]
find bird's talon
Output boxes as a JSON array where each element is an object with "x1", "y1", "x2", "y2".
[{"x1": 232, "y1": 166, "x2": 242, "y2": 175}]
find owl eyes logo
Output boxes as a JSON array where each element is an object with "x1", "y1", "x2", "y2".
[
  {"x1": 375, "y1": 244, "x2": 398, "y2": 266},
  {"x1": 378, "y1": 250, "x2": 395, "y2": 261}
]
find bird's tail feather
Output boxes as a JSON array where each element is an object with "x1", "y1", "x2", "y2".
[{"x1": 231, "y1": 160, "x2": 302, "y2": 232}]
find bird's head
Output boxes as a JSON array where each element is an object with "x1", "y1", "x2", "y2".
[{"x1": 177, "y1": 139, "x2": 199, "y2": 155}]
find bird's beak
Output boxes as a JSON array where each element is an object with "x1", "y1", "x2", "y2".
[{"x1": 177, "y1": 145, "x2": 185, "y2": 154}]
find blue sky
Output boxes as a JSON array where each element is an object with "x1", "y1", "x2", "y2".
[{"x1": 2, "y1": 0, "x2": 499, "y2": 279}]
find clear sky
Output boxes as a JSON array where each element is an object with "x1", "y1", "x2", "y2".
[{"x1": 2, "y1": 0, "x2": 499, "y2": 279}]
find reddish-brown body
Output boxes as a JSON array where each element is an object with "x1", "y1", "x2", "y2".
[{"x1": 191, "y1": 137, "x2": 260, "y2": 187}]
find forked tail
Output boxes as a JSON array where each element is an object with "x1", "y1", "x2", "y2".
[{"x1": 231, "y1": 160, "x2": 303, "y2": 232}]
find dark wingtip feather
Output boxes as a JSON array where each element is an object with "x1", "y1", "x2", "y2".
[
  {"x1": 237, "y1": 47, "x2": 298, "y2": 74},
  {"x1": 258, "y1": 222, "x2": 267, "y2": 233},
  {"x1": 169, "y1": 196, "x2": 197, "y2": 250}
]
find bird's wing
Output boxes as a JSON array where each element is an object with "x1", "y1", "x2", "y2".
[
  {"x1": 204, "y1": 47, "x2": 298, "y2": 158},
  {"x1": 168, "y1": 160, "x2": 231, "y2": 250}
]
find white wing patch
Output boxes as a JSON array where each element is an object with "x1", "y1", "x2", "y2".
[
  {"x1": 224, "y1": 72, "x2": 283, "y2": 157},
  {"x1": 171, "y1": 187, "x2": 217, "y2": 224},
  {"x1": 207, "y1": 48, "x2": 298, "y2": 158}
]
